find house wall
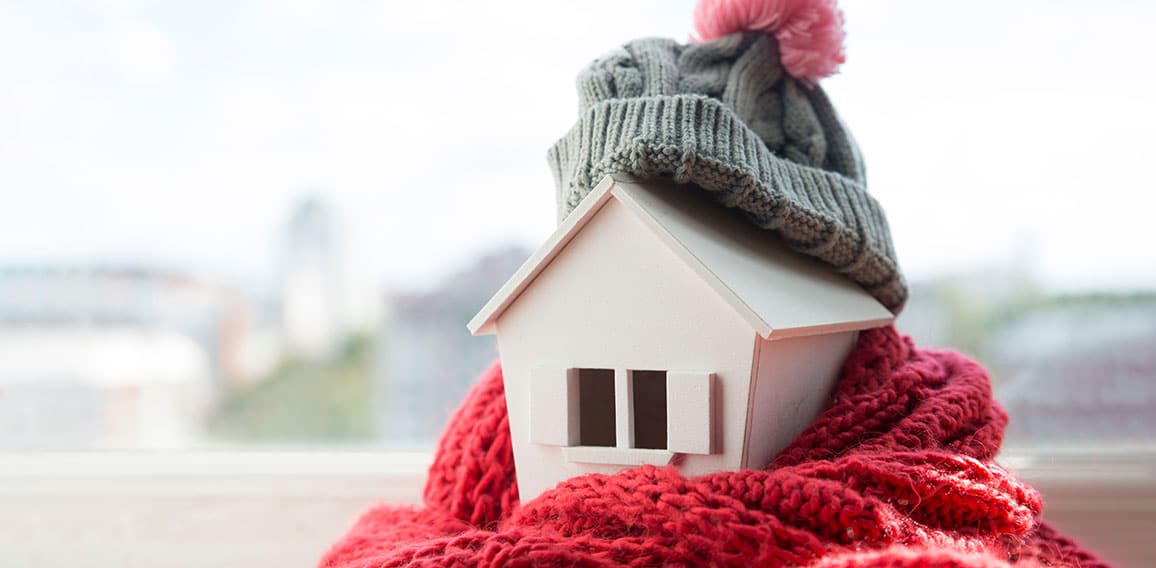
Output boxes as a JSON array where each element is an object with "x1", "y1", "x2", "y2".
[
  {"x1": 496, "y1": 198, "x2": 757, "y2": 501},
  {"x1": 743, "y1": 331, "x2": 859, "y2": 469}
]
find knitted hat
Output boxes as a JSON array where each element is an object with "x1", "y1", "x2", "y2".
[{"x1": 547, "y1": 0, "x2": 907, "y2": 312}]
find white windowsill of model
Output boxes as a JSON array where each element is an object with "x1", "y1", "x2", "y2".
[{"x1": 562, "y1": 446, "x2": 676, "y2": 466}]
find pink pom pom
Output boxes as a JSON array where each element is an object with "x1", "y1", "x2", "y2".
[{"x1": 692, "y1": 0, "x2": 846, "y2": 85}]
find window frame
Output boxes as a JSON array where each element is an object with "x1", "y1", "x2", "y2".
[
  {"x1": 551, "y1": 367, "x2": 714, "y2": 466},
  {"x1": 563, "y1": 367, "x2": 676, "y2": 465}
]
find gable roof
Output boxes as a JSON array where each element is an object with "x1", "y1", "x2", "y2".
[{"x1": 468, "y1": 175, "x2": 893, "y2": 339}]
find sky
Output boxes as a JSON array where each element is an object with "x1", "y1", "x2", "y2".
[{"x1": 1, "y1": 0, "x2": 1153, "y2": 295}]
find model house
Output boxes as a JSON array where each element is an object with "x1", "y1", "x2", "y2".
[{"x1": 468, "y1": 175, "x2": 894, "y2": 501}]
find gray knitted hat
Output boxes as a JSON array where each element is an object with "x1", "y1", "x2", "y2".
[{"x1": 547, "y1": 31, "x2": 907, "y2": 313}]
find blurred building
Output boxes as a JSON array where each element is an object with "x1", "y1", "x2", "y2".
[
  {"x1": 987, "y1": 297, "x2": 1156, "y2": 449},
  {"x1": 281, "y1": 196, "x2": 344, "y2": 360},
  {"x1": 0, "y1": 197, "x2": 386, "y2": 450},
  {"x1": 375, "y1": 246, "x2": 529, "y2": 447},
  {"x1": 279, "y1": 195, "x2": 379, "y2": 361},
  {"x1": 893, "y1": 269, "x2": 1155, "y2": 451},
  {"x1": 0, "y1": 265, "x2": 236, "y2": 448}
]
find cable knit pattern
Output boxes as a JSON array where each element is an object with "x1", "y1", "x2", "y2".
[
  {"x1": 319, "y1": 327, "x2": 1105, "y2": 567},
  {"x1": 548, "y1": 33, "x2": 907, "y2": 312}
]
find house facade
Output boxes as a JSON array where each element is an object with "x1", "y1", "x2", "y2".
[{"x1": 470, "y1": 176, "x2": 892, "y2": 501}]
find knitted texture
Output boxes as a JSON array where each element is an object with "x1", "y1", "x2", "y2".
[
  {"x1": 320, "y1": 327, "x2": 1104, "y2": 567},
  {"x1": 692, "y1": 0, "x2": 847, "y2": 84},
  {"x1": 547, "y1": 33, "x2": 907, "y2": 312}
]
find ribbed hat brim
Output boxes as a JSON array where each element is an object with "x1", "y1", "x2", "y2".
[{"x1": 547, "y1": 94, "x2": 907, "y2": 313}]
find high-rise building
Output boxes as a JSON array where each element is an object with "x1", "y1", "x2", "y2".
[{"x1": 281, "y1": 196, "x2": 345, "y2": 360}]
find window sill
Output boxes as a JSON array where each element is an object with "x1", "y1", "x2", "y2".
[
  {"x1": 0, "y1": 448, "x2": 1151, "y2": 567},
  {"x1": 0, "y1": 450, "x2": 431, "y2": 568},
  {"x1": 562, "y1": 446, "x2": 675, "y2": 466},
  {"x1": 0, "y1": 450, "x2": 431, "y2": 499}
]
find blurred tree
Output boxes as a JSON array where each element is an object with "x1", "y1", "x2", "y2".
[{"x1": 206, "y1": 333, "x2": 376, "y2": 443}]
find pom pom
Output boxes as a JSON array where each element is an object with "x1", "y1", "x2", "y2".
[{"x1": 692, "y1": 0, "x2": 846, "y2": 85}]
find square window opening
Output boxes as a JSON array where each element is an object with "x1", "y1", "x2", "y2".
[
  {"x1": 578, "y1": 368, "x2": 616, "y2": 447},
  {"x1": 631, "y1": 370, "x2": 667, "y2": 450}
]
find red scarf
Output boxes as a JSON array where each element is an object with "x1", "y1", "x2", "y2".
[{"x1": 320, "y1": 327, "x2": 1104, "y2": 567}]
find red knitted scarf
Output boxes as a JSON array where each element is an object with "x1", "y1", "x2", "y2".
[{"x1": 320, "y1": 327, "x2": 1105, "y2": 567}]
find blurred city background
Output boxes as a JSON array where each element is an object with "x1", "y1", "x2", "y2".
[{"x1": 1, "y1": 0, "x2": 1153, "y2": 453}]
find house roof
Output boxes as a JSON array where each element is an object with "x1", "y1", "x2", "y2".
[{"x1": 468, "y1": 175, "x2": 893, "y2": 339}]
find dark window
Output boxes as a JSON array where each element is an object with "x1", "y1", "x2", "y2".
[
  {"x1": 631, "y1": 370, "x2": 667, "y2": 450},
  {"x1": 578, "y1": 368, "x2": 616, "y2": 447}
]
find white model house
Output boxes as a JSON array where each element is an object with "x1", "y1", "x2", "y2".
[{"x1": 468, "y1": 175, "x2": 894, "y2": 501}]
